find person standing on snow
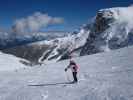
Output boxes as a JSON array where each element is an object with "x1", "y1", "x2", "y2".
[{"x1": 65, "y1": 59, "x2": 79, "y2": 83}]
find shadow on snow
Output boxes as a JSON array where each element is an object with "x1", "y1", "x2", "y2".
[{"x1": 28, "y1": 81, "x2": 74, "y2": 87}]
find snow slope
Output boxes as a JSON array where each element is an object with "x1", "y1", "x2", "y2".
[
  {"x1": 0, "y1": 52, "x2": 28, "y2": 71},
  {"x1": 0, "y1": 46, "x2": 133, "y2": 100}
]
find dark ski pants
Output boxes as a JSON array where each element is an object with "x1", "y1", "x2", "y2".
[{"x1": 72, "y1": 72, "x2": 78, "y2": 82}]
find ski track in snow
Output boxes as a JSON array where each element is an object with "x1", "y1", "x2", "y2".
[{"x1": 0, "y1": 46, "x2": 133, "y2": 100}]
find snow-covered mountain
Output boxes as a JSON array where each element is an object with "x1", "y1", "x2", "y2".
[
  {"x1": 1, "y1": 31, "x2": 68, "y2": 64},
  {"x1": 81, "y1": 6, "x2": 133, "y2": 55},
  {"x1": 2, "y1": 24, "x2": 90, "y2": 64},
  {"x1": 2, "y1": 27, "x2": 90, "y2": 64},
  {"x1": 3, "y1": 6, "x2": 133, "y2": 64},
  {"x1": 33, "y1": 5, "x2": 133, "y2": 63},
  {"x1": 38, "y1": 27, "x2": 90, "y2": 63},
  {"x1": 0, "y1": 45, "x2": 133, "y2": 100},
  {"x1": 0, "y1": 52, "x2": 29, "y2": 71}
]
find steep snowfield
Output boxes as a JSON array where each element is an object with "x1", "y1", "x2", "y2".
[
  {"x1": 0, "y1": 52, "x2": 28, "y2": 71},
  {"x1": 0, "y1": 46, "x2": 133, "y2": 100}
]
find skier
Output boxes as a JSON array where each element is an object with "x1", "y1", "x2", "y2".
[{"x1": 64, "y1": 59, "x2": 79, "y2": 83}]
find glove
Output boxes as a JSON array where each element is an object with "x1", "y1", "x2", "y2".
[{"x1": 64, "y1": 68, "x2": 67, "y2": 72}]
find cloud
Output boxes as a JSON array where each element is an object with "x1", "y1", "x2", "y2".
[{"x1": 12, "y1": 12, "x2": 64, "y2": 34}]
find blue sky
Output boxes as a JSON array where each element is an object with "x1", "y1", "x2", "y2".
[{"x1": 0, "y1": 0, "x2": 133, "y2": 32}]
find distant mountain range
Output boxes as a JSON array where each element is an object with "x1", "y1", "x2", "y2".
[{"x1": 0, "y1": 31, "x2": 68, "y2": 49}]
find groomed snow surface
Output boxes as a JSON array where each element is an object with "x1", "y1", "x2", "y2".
[{"x1": 0, "y1": 46, "x2": 133, "y2": 100}]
